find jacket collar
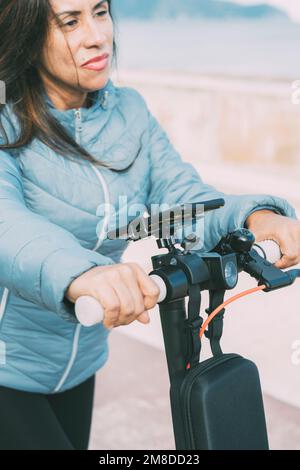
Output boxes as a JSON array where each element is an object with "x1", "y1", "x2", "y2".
[{"x1": 43, "y1": 78, "x2": 117, "y2": 123}]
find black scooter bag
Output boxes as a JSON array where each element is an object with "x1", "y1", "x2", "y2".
[{"x1": 169, "y1": 353, "x2": 269, "y2": 450}]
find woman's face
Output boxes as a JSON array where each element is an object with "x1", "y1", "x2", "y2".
[{"x1": 39, "y1": 0, "x2": 114, "y2": 108}]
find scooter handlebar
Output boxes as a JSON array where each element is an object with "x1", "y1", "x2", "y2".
[{"x1": 74, "y1": 240, "x2": 282, "y2": 327}]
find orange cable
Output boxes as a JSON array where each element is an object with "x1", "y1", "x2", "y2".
[
  {"x1": 199, "y1": 284, "x2": 266, "y2": 338},
  {"x1": 186, "y1": 284, "x2": 266, "y2": 370}
]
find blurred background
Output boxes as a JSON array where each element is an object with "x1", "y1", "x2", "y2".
[{"x1": 90, "y1": 0, "x2": 300, "y2": 450}]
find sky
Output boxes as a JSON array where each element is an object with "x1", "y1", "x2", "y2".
[{"x1": 233, "y1": 0, "x2": 300, "y2": 21}]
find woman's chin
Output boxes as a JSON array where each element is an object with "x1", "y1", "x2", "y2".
[{"x1": 79, "y1": 73, "x2": 111, "y2": 92}]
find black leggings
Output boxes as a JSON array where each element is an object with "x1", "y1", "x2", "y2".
[{"x1": 0, "y1": 374, "x2": 95, "y2": 450}]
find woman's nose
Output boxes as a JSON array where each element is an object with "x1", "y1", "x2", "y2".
[{"x1": 82, "y1": 18, "x2": 108, "y2": 48}]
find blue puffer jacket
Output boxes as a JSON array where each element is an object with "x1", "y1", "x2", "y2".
[{"x1": 0, "y1": 78, "x2": 297, "y2": 394}]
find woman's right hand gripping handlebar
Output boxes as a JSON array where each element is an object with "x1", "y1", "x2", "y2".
[{"x1": 65, "y1": 263, "x2": 161, "y2": 330}]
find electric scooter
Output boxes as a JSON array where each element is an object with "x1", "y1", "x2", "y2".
[{"x1": 74, "y1": 199, "x2": 300, "y2": 450}]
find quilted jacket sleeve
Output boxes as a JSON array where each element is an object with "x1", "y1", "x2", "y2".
[
  {"x1": 0, "y1": 149, "x2": 115, "y2": 323},
  {"x1": 145, "y1": 109, "x2": 297, "y2": 252}
]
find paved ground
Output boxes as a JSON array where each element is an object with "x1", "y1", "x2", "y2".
[{"x1": 89, "y1": 330, "x2": 300, "y2": 450}]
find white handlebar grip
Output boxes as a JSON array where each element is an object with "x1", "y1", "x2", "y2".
[
  {"x1": 74, "y1": 274, "x2": 166, "y2": 327},
  {"x1": 253, "y1": 239, "x2": 282, "y2": 264},
  {"x1": 149, "y1": 274, "x2": 167, "y2": 303},
  {"x1": 74, "y1": 295, "x2": 104, "y2": 327}
]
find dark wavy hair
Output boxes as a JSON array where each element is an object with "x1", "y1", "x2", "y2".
[{"x1": 0, "y1": 0, "x2": 119, "y2": 167}]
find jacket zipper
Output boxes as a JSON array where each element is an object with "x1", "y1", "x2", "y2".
[
  {"x1": 0, "y1": 288, "x2": 9, "y2": 367},
  {"x1": 53, "y1": 108, "x2": 83, "y2": 393},
  {"x1": 0, "y1": 288, "x2": 9, "y2": 325},
  {"x1": 54, "y1": 102, "x2": 111, "y2": 393},
  {"x1": 73, "y1": 106, "x2": 111, "y2": 249},
  {"x1": 74, "y1": 108, "x2": 83, "y2": 143}
]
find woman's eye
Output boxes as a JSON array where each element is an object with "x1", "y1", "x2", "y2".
[
  {"x1": 64, "y1": 20, "x2": 77, "y2": 27},
  {"x1": 96, "y1": 10, "x2": 108, "y2": 17},
  {"x1": 63, "y1": 11, "x2": 107, "y2": 27}
]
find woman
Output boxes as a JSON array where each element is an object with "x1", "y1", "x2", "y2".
[{"x1": 0, "y1": 0, "x2": 299, "y2": 450}]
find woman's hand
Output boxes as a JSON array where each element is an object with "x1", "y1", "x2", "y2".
[
  {"x1": 245, "y1": 209, "x2": 300, "y2": 269},
  {"x1": 65, "y1": 262, "x2": 160, "y2": 330}
]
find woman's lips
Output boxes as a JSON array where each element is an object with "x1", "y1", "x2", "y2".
[{"x1": 81, "y1": 55, "x2": 109, "y2": 71}]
